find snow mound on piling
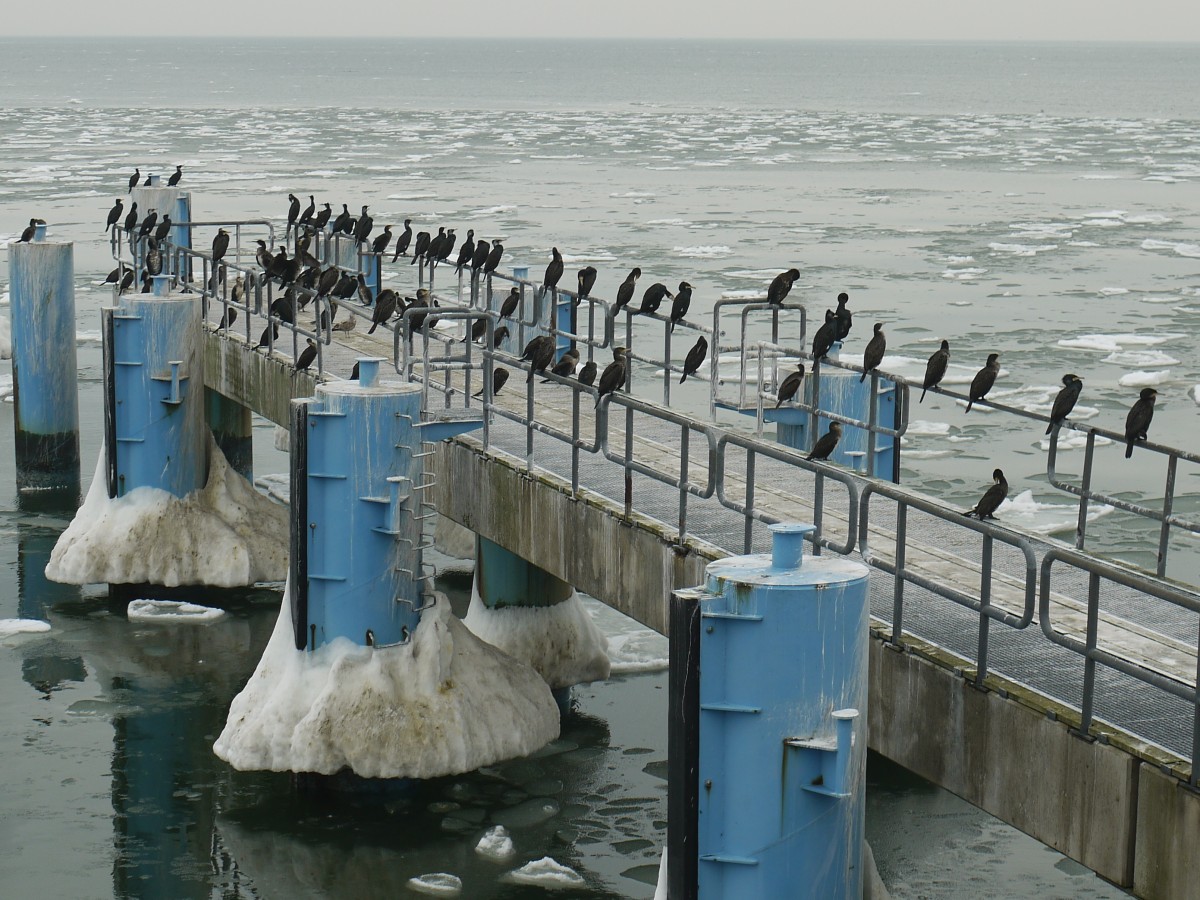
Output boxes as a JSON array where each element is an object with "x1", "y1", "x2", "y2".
[
  {"x1": 214, "y1": 589, "x2": 559, "y2": 779},
  {"x1": 46, "y1": 438, "x2": 287, "y2": 587},
  {"x1": 464, "y1": 580, "x2": 610, "y2": 690}
]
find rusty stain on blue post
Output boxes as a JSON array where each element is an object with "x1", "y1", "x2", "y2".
[{"x1": 8, "y1": 235, "x2": 81, "y2": 495}]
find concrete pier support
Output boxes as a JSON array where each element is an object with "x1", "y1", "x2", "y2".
[
  {"x1": 103, "y1": 277, "x2": 206, "y2": 498},
  {"x1": 205, "y1": 387, "x2": 253, "y2": 482},
  {"x1": 476, "y1": 535, "x2": 573, "y2": 609},
  {"x1": 669, "y1": 523, "x2": 870, "y2": 899},
  {"x1": 8, "y1": 233, "x2": 81, "y2": 496}
]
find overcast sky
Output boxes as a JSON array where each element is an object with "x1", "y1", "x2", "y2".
[{"x1": 2, "y1": 0, "x2": 1198, "y2": 41}]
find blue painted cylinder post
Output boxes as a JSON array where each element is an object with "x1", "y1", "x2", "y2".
[
  {"x1": 102, "y1": 277, "x2": 206, "y2": 498},
  {"x1": 290, "y1": 358, "x2": 480, "y2": 651},
  {"x1": 668, "y1": 523, "x2": 870, "y2": 899},
  {"x1": 8, "y1": 235, "x2": 81, "y2": 495},
  {"x1": 476, "y1": 535, "x2": 573, "y2": 609},
  {"x1": 205, "y1": 387, "x2": 253, "y2": 481},
  {"x1": 554, "y1": 289, "x2": 575, "y2": 358}
]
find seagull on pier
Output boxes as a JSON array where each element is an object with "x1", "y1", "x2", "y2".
[{"x1": 965, "y1": 469, "x2": 1008, "y2": 519}]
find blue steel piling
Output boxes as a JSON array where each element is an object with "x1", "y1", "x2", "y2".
[
  {"x1": 102, "y1": 276, "x2": 206, "y2": 498},
  {"x1": 289, "y1": 358, "x2": 481, "y2": 651},
  {"x1": 8, "y1": 234, "x2": 81, "y2": 495},
  {"x1": 476, "y1": 536, "x2": 573, "y2": 609},
  {"x1": 668, "y1": 523, "x2": 870, "y2": 900}
]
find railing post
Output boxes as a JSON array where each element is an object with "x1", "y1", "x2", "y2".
[
  {"x1": 891, "y1": 503, "x2": 908, "y2": 645},
  {"x1": 1159, "y1": 455, "x2": 1177, "y2": 577},
  {"x1": 1078, "y1": 571, "x2": 1102, "y2": 737},
  {"x1": 975, "y1": 536, "x2": 993, "y2": 685}
]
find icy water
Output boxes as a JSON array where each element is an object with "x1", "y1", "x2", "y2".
[{"x1": 1, "y1": 36, "x2": 1193, "y2": 896}]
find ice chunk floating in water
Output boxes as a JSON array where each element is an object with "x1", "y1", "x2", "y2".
[
  {"x1": 0, "y1": 619, "x2": 51, "y2": 638},
  {"x1": 127, "y1": 599, "x2": 225, "y2": 624},
  {"x1": 47, "y1": 439, "x2": 288, "y2": 588},
  {"x1": 475, "y1": 825, "x2": 515, "y2": 862},
  {"x1": 504, "y1": 857, "x2": 585, "y2": 888},
  {"x1": 406, "y1": 873, "x2": 462, "y2": 895},
  {"x1": 214, "y1": 588, "x2": 559, "y2": 779}
]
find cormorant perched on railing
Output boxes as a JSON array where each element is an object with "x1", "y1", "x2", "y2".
[
  {"x1": 920, "y1": 340, "x2": 950, "y2": 403},
  {"x1": 776, "y1": 364, "x2": 805, "y2": 407},
  {"x1": 1124, "y1": 388, "x2": 1157, "y2": 458},
  {"x1": 807, "y1": 422, "x2": 842, "y2": 461},
  {"x1": 966, "y1": 353, "x2": 1000, "y2": 413},
  {"x1": 637, "y1": 282, "x2": 673, "y2": 316},
  {"x1": 521, "y1": 335, "x2": 556, "y2": 382},
  {"x1": 353, "y1": 206, "x2": 373, "y2": 245},
  {"x1": 545, "y1": 348, "x2": 579, "y2": 382},
  {"x1": 595, "y1": 347, "x2": 628, "y2": 407},
  {"x1": 295, "y1": 339, "x2": 317, "y2": 372},
  {"x1": 474, "y1": 367, "x2": 509, "y2": 398},
  {"x1": 217, "y1": 307, "x2": 237, "y2": 330},
  {"x1": 613, "y1": 269, "x2": 640, "y2": 316},
  {"x1": 491, "y1": 326, "x2": 510, "y2": 348},
  {"x1": 668, "y1": 281, "x2": 693, "y2": 332},
  {"x1": 577, "y1": 266, "x2": 598, "y2": 304},
  {"x1": 435, "y1": 228, "x2": 456, "y2": 267},
  {"x1": 286, "y1": 194, "x2": 301, "y2": 235},
  {"x1": 860, "y1": 322, "x2": 885, "y2": 383},
  {"x1": 455, "y1": 230, "x2": 476, "y2": 274},
  {"x1": 254, "y1": 239, "x2": 272, "y2": 271},
  {"x1": 371, "y1": 224, "x2": 393, "y2": 256},
  {"x1": 145, "y1": 238, "x2": 162, "y2": 276},
  {"x1": 104, "y1": 199, "x2": 123, "y2": 234},
  {"x1": 299, "y1": 195, "x2": 315, "y2": 228},
  {"x1": 392, "y1": 219, "x2": 413, "y2": 261},
  {"x1": 767, "y1": 268, "x2": 800, "y2": 306},
  {"x1": 152, "y1": 215, "x2": 172, "y2": 244},
  {"x1": 127, "y1": 168, "x2": 140, "y2": 193},
  {"x1": 410, "y1": 230, "x2": 431, "y2": 265},
  {"x1": 499, "y1": 286, "x2": 520, "y2": 321},
  {"x1": 482, "y1": 240, "x2": 504, "y2": 276},
  {"x1": 425, "y1": 227, "x2": 446, "y2": 264},
  {"x1": 810, "y1": 309, "x2": 837, "y2": 361},
  {"x1": 577, "y1": 360, "x2": 597, "y2": 386},
  {"x1": 835, "y1": 292, "x2": 852, "y2": 341},
  {"x1": 313, "y1": 203, "x2": 332, "y2": 230},
  {"x1": 331, "y1": 204, "x2": 351, "y2": 235},
  {"x1": 138, "y1": 209, "x2": 158, "y2": 240},
  {"x1": 123, "y1": 201, "x2": 138, "y2": 236},
  {"x1": 167, "y1": 165, "x2": 183, "y2": 186},
  {"x1": 540, "y1": 247, "x2": 564, "y2": 297},
  {"x1": 965, "y1": 469, "x2": 1008, "y2": 519},
  {"x1": 680, "y1": 336, "x2": 708, "y2": 383},
  {"x1": 1046, "y1": 374, "x2": 1083, "y2": 434}
]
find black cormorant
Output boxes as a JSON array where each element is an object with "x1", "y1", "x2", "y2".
[
  {"x1": 965, "y1": 469, "x2": 1009, "y2": 519},
  {"x1": 638, "y1": 282, "x2": 673, "y2": 315},
  {"x1": 1124, "y1": 387, "x2": 1157, "y2": 458},
  {"x1": 483, "y1": 240, "x2": 504, "y2": 275},
  {"x1": 545, "y1": 348, "x2": 580, "y2": 381},
  {"x1": 669, "y1": 282, "x2": 693, "y2": 332},
  {"x1": 577, "y1": 266, "x2": 598, "y2": 304},
  {"x1": 152, "y1": 215, "x2": 172, "y2": 244},
  {"x1": 577, "y1": 360, "x2": 598, "y2": 386},
  {"x1": 296, "y1": 339, "x2": 317, "y2": 372},
  {"x1": 138, "y1": 209, "x2": 158, "y2": 240},
  {"x1": 492, "y1": 325, "x2": 510, "y2": 348},
  {"x1": 371, "y1": 225, "x2": 393, "y2": 256},
  {"x1": 680, "y1": 335, "x2": 708, "y2": 383},
  {"x1": 776, "y1": 364, "x2": 805, "y2": 407},
  {"x1": 807, "y1": 422, "x2": 842, "y2": 461},
  {"x1": 811, "y1": 309, "x2": 837, "y2": 361},
  {"x1": 393, "y1": 219, "x2": 414, "y2": 261},
  {"x1": 475, "y1": 366, "x2": 509, "y2": 398},
  {"x1": 105, "y1": 199, "x2": 123, "y2": 234},
  {"x1": 331, "y1": 204, "x2": 351, "y2": 235},
  {"x1": 767, "y1": 268, "x2": 800, "y2": 305},
  {"x1": 1046, "y1": 374, "x2": 1083, "y2": 434},
  {"x1": 299, "y1": 195, "x2": 315, "y2": 227},
  {"x1": 521, "y1": 335, "x2": 556, "y2": 382},
  {"x1": 314, "y1": 203, "x2": 332, "y2": 230},
  {"x1": 287, "y1": 194, "x2": 301, "y2": 235},
  {"x1": 123, "y1": 202, "x2": 138, "y2": 235},
  {"x1": 470, "y1": 238, "x2": 491, "y2": 275},
  {"x1": 834, "y1": 293, "x2": 852, "y2": 341},
  {"x1": 499, "y1": 286, "x2": 520, "y2": 321},
  {"x1": 167, "y1": 165, "x2": 183, "y2": 186},
  {"x1": 541, "y1": 247, "x2": 564, "y2": 296},
  {"x1": 920, "y1": 340, "x2": 950, "y2": 403},
  {"x1": 455, "y1": 229, "x2": 476, "y2": 274},
  {"x1": 411, "y1": 230, "x2": 431, "y2": 264},
  {"x1": 595, "y1": 347, "x2": 628, "y2": 407},
  {"x1": 860, "y1": 322, "x2": 886, "y2": 383},
  {"x1": 353, "y1": 206, "x2": 373, "y2": 245},
  {"x1": 966, "y1": 353, "x2": 1000, "y2": 413},
  {"x1": 127, "y1": 168, "x2": 140, "y2": 193}
]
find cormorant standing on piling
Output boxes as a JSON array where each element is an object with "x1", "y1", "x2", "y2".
[
  {"x1": 810, "y1": 309, "x2": 837, "y2": 362},
  {"x1": 455, "y1": 229, "x2": 476, "y2": 274},
  {"x1": 475, "y1": 367, "x2": 509, "y2": 398},
  {"x1": 669, "y1": 282, "x2": 693, "y2": 332},
  {"x1": 296, "y1": 339, "x2": 317, "y2": 372},
  {"x1": 767, "y1": 268, "x2": 800, "y2": 306},
  {"x1": 104, "y1": 199, "x2": 123, "y2": 234},
  {"x1": 521, "y1": 335, "x2": 557, "y2": 382},
  {"x1": 920, "y1": 340, "x2": 950, "y2": 403},
  {"x1": 966, "y1": 353, "x2": 1000, "y2": 413},
  {"x1": 835, "y1": 292, "x2": 852, "y2": 341},
  {"x1": 1124, "y1": 387, "x2": 1157, "y2": 458},
  {"x1": 286, "y1": 194, "x2": 301, "y2": 235},
  {"x1": 19, "y1": 220, "x2": 40, "y2": 242},
  {"x1": 807, "y1": 422, "x2": 842, "y2": 461},
  {"x1": 392, "y1": 219, "x2": 413, "y2": 261},
  {"x1": 577, "y1": 360, "x2": 598, "y2": 386},
  {"x1": 860, "y1": 322, "x2": 886, "y2": 383},
  {"x1": 541, "y1": 247, "x2": 564, "y2": 297},
  {"x1": 411, "y1": 230, "x2": 431, "y2": 265},
  {"x1": 470, "y1": 238, "x2": 491, "y2": 275},
  {"x1": 680, "y1": 336, "x2": 708, "y2": 383},
  {"x1": 299, "y1": 195, "x2": 315, "y2": 228},
  {"x1": 152, "y1": 215, "x2": 172, "y2": 244},
  {"x1": 638, "y1": 282, "x2": 673, "y2": 316},
  {"x1": 577, "y1": 266, "x2": 598, "y2": 304},
  {"x1": 123, "y1": 202, "x2": 138, "y2": 236},
  {"x1": 776, "y1": 364, "x2": 805, "y2": 407},
  {"x1": 965, "y1": 469, "x2": 1008, "y2": 519},
  {"x1": 119, "y1": 268, "x2": 136, "y2": 294},
  {"x1": 595, "y1": 347, "x2": 628, "y2": 407},
  {"x1": 1046, "y1": 374, "x2": 1083, "y2": 434},
  {"x1": 499, "y1": 286, "x2": 520, "y2": 321},
  {"x1": 483, "y1": 240, "x2": 504, "y2": 275},
  {"x1": 104, "y1": 264, "x2": 123, "y2": 284},
  {"x1": 127, "y1": 168, "x2": 140, "y2": 193},
  {"x1": 138, "y1": 209, "x2": 158, "y2": 240},
  {"x1": 144, "y1": 174, "x2": 152, "y2": 186},
  {"x1": 140, "y1": 272, "x2": 152, "y2": 293},
  {"x1": 371, "y1": 224, "x2": 393, "y2": 256},
  {"x1": 353, "y1": 206, "x2": 373, "y2": 245},
  {"x1": 545, "y1": 348, "x2": 580, "y2": 381},
  {"x1": 145, "y1": 238, "x2": 162, "y2": 276},
  {"x1": 350, "y1": 361, "x2": 360, "y2": 381},
  {"x1": 331, "y1": 204, "x2": 351, "y2": 235},
  {"x1": 168, "y1": 165, "x2": 183, "y2": 186},
  {"x1": 314, "y1": 203, "x2": 332, "y2": 230}
]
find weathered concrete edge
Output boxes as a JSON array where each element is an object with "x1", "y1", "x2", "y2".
[
  {"x1": 1134, "y1": 763, "x2": 1200, "y2": 899},
  {"x1": 202, "y1": 329, "x2": 317, "y2": 427}
]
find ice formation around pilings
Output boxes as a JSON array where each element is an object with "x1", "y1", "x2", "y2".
[
  {"x1": 463, "y1": 579, "x2": 611, "y2": 691},
  {"x1": 46, "y1": 437, "x2": 287, "y2": 588},
  {"x1": 213, "y1": 586, "x2": 561, "y2": 779}
]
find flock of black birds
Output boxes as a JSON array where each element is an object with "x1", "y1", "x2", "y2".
[{"x1": 85, "y1": 172, "x2": 1170, "y2": 524}]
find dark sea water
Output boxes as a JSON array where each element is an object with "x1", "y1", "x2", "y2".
[{"x1": 2, "y1": 37, "x2": 1191, "y2": 897}]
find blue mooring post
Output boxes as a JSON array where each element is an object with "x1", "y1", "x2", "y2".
[
  {"x1": 102, "y1": 276, "x2": 205, "y2": 498},
  {"x1": 8, "y1": 229, "x2": 81, "y2": 496},
  {"x1": 289, "y1": 358, "x2": 481, "y2": 651},
  {"x1": 668, "y1": 523, "x2": 870, "y2": 899},
  {"x1": 554, "y1": 289, "x2": 575, "y2": 359}
]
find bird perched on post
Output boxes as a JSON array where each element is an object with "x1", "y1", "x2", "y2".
[
  {"x1": 353, "y1": 206, "x2": 373, "y2": 246},
  {"x1": 461, "y1": 316, "x2": 489, "y2": 344},
  {"x1": 1124, "y1": 387, "x2": 1157, "y2": 458},
  {"x1": 612, "y1": 267, "x2": 641, "y2": 317},
  {"x1": 669, "y1": 282, "x2": 693, "y2": 332},
  {"x1": 469, "y1": 238, "x2": 490, "y2": 275},
  {"x1": 138, "y1": 209, "x2": 158, "y2": 240},
  {"x1": 521, "y1": 335, "x2": 556, "y2": 382},
  {"x1": 966, "y1": 353, "x2": 1000, "y2": 413},
  {"x1": 152, "y1": 215, "x2": 172, "y2": 244},
  {"x1": 811, "y1": 309, "x2": 838, "y2": 362},
  {"x1": 298, "y1": 195, "x2": 316, "y2": 228},
  {"x1": 286, "y1": 194, "x2": 301, "y2": 236},
  {"x1": 483, "y1": 240, "x2": 505, "y2": 276},
  {"x1": 123, "y1": 201, "x2": 138, "y2": 236},
  {"x1": 860, "y1": 322, "x2": 886, "y2": 383},
  {"x1": 167, "y1": 165, "x2": 183, "y2": 187},
  {"x1": 145, "y1": 238, "x2": 162, "y2": 276},
  {"x1": 143, "y1": 173, "x2": 152, "y2": 186},
  {"x1": 392, "y1": 219, "x2": 413, "y2": 262},
  {"x1": 767, "y1": 268, "x2": 800, "y2": 306},
  {"x1": 776, "y1": 363, "x2": 805, "y2": 407},
  {"x1": 595, "y1": 347, "x2": 628, "y2": 407},
  {"x1": 368, "y1": 289, "x2": 399, "y2": 334},
  {"x1": 577, "y1": 266, "x2": 598, "y2": 304},
  {"x1": 104, "y1": 199, "x2": 123, "y2": 234},
  {"x1": 540, "y1": 247, "x2": 564, "y2": 297},
  {"x1": 119, "y1": 268, "x2": 136, "y2": 294},
  {"x1": 18, "y1": 220, "x2": 37, "y2": 243},
  {"x1": 680, "y1": 335, "x2": 708, "y2": 383},
  {"x1": 577, "y1": 360, "x2": 598, "y2": 386},
  {"x1": 474, "y1": 366, "x2": 510, "y2": 398},
  {"x1": 834, "y1": 292, "x2": 852, "y2": 341},
  {"x1": 920, "y1": 340, "x2": 950, "y2": 403},
  {"x1": 499, "y1": 286, "x2": 520, "y2": 321},
  {"x1": 436, "y1": 228, "x2": 457, "y2": 267},
  {"x1": 1046, "y1": 374, "x2": 1083, "y2": 434},
  {"x1": 638, "y1": 282, "x2": 673, "y2": 316},
  {"x1": 454, "y1": 229, "x2": 476, "y2": 274},
  {"x1": 254, "y1": 239, "x2": 272, "y2": 271},
  {"x1": 296, "y1": 338, "x2": 317, "y2": 372},
  {"x1": 217, "y1": 307, "x2": 238, "y2": 330},
  {"x1": 545, "y1": 348, "x2": 580, "y2": 382},
  {"x1": 331, "y1": 204, "x2": 351, "y2": 235},
  {"x1": 231, "y1": 275, "x2": 245, "y2": 307},
  {"x1": 313, "y1": 203, "x2": 332, "y2": 230},
  {"x1": 425, "y1": 227, "x2": 446, "y2": 265},
  {"x1": 127, "y1": 168, "x2": 140, "y2": 193},
  {"x1": 965, "y1": 468, "x2": 1009, "y2": 519},
  {"x1": 807, "y1": 422, "x2": 842, "y2": 461},
  {"x1": 410, "y1": 230, "x2": 431, "y2": 265}
]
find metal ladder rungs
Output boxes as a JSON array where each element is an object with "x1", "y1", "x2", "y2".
[{"x1": 308, "y1": 573, "x2": 347, "y2": 582}]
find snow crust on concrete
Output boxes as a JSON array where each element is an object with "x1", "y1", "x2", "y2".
[
  {"x1": 0, "y1": 618, "x2": 51, "y2": 637},
  {"x1": 46, "y1": 438, "x2": 288, "y2": 588},
  {"x1": 405, "y1": 873, "x2": 462, "y2": 895},
  {"x1": 0, "y1": 313, "x2": 10, "y2": 359},
  {"x1": 127, "y1": 599, "x2": 226, "y2": 623},
  {"x1": 504, "y1": 857, "x2": 584, "y2": 888},
  {"x1": 463, "y1": 581, "x2": 610, "y2": 691},
  {"x1": 214, "y1": 588, "x2": 560, "y2": 779},
  {"x1": 474, "y1": 825, "x2": 515, "y2": 861}
]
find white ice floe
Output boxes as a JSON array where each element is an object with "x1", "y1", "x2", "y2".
[
  {"x1": 1038, "y1": 428, "x2": 1114, "y2": 451},
  {"x1": 127, "y1": 599, "x2": 225, "y2": 624},
  {"x1": 1118, "y1": 370, "x2": 1171, "y2": 387},
  {"x1": 988, "y1": 242, "x2": 1056, "y2": 256},
  {"x1": 654, "y1": 847, "x2": 668, "y2": 900},
  {"x1": 905, "y1": 420, "x2": 951, "y2": 437},
  {"x1": 463, "y1": 581, "x2": 610, "y2": 690},
  {"x1": 47, "y1": 439, "x2": 288, "y2": 588},
  {"x1": 475, "y1": 826, "x2": 515, "y2": 862},
  {"x1": 0, "y1": 313, "x2": 10, "y2": 359},
  {"x1": 0, "y1": 373, "x2": 12, "y2": 402},
  {"x1": 1102, "y1": 350, "x2": 1179, "y2": 367},
  {"x1": 254, "y1": 473, "x2": 290, "y2": 506},
  {"x1": 504, "y1": 857, "x2": 584, "y2": 889},
  {"x1": 1141, "y1": 238, "x2": 1200, "y2": 259},
  {"x1": 1098, "y1": 287, "x2": 1130, "y2": 296},
  {"x1": 585, "y1": 597, "x2": 668, "y2": 675},
  {"x1": 0, "y1": 618, "x2": 51, "y2": 637},
  {"x1": 1058, "y1": 332, "x2": 1184, "y2": 352},
  {"x1": 1193, "y1": 385, "x2": 1200, "y2": 406},
  {"x1": 673, "y1": 245, "x2": 732, "y2": 258},
  {"x1": 994, "y1": 490, "x2": 1114, "y2": 536},
  {"x1": 214, "y1": 590, "x2": 559, "y2": 779},
  {"x1": 406, "y1": 873, "x2": 462, "y2": 895}
]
